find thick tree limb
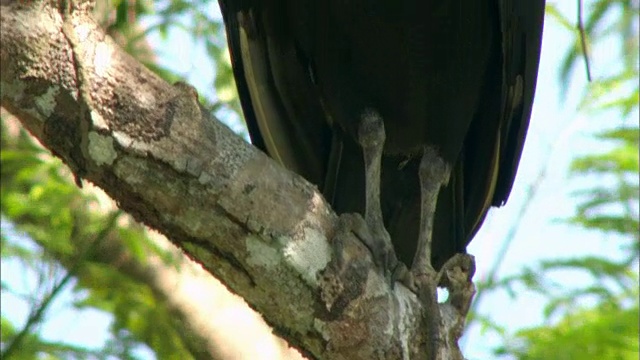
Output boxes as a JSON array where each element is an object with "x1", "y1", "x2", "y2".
[
  {"x1": 0, "y1": 1, "x2": 473, "y2": 359},
  {"x1": 0, "y1": 139, "x2": 304, "y2": 360}
]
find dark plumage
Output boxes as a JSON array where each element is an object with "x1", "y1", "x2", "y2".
[{"x1": 219, "y1": 0, "x2": 545, "y2": 271}]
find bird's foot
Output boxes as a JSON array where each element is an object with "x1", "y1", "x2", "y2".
[
  {"x1": 407, "y1": 253, "x2": 476, "y2": 311},
  {"x1": 436, "y1": 253, "x2": 476, "y2": 313},
  {"x1": 334, "y1": 213, "x2": 408, "y2": 284},
  {"x1": 319, "y1": 213, "x2": 407, "y2": 317},
  {"x1": 401, "y1": 254, "x2": 474, "y2": 360}
]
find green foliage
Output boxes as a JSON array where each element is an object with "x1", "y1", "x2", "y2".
[
  {"x1": 562, "y1": 0, "x2": 639, "y2": 249},
  {"x1": 547, "y1": 0, "x2": 639, "y2": 106},
  {"x1": 93, "y1": 0, "x2": 239, "y2": 117},
  {"x1": 1, "y1": 313, "x2": 104, "y2": 360},
  {"x1": 142, "y1": 0, "x2": 241, "y2": 116},
  {"x1": 569, "y1": 126, "x2": 639, "y2": 241},
  {"x1": 2, "y1": 1, "x2": 233, "y2": 358},
  {"x1": 497, "y1": 301, "x2": 639, "y2": 360},
  {"x1": 1, "y1": 117, "x2": 193, "y2": 359},
  {"x1": 485, "y1": 1, "x2": 640, "y2": 359}
]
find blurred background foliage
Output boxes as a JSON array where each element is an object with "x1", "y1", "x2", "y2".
[{"x1": 1, "y1": 0, "x2": 638, "y2": 359}]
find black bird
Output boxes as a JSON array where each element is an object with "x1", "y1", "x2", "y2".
[{"x1": 219, "y1": 0, "x2": 545, "y2": 284}]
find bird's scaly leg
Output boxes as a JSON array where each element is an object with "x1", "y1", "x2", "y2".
[
  {"x1": 411, "y1": 146, "x2": 451, "y2": 280},
  {"x1": 411, "y1": 147, "x2": 476, "y2": 354},
  {"x1": 356, "y1": 109, "x2": 404, "y2": 279}
]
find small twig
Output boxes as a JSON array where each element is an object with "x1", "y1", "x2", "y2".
[{"x1": 578, "y1": 0, "x2": 593, "y2": 81}]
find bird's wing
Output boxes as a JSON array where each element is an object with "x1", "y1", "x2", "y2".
[
  {"x1": 462, "y1": 0, "x2": 546, "y2": 239},
  {"x1": 218, "y1": 0, "x2": 266, "y2": 152},
  {"x1": 492, "y1": 0, "x2": 546, "y2": 206},
  {"x1": 218, "y1": 0, "x2": 331, "y2": 186}
]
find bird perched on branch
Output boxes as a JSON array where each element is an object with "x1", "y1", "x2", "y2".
[{"x1": 219, "y1": 0, "x2": 545, "y2": 292}]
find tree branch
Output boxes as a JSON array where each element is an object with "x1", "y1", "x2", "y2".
[{"x1": 1, "y1": 1, "x2": 472, "y2": 359}]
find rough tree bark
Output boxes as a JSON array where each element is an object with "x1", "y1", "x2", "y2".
[
  {"x1": 0, "y1": 127, "x2": 305, "y2": 360},
  {"x1": 0, "y1": 1, "x2": 475, "y2": 359}
]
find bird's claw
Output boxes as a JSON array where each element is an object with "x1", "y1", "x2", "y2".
[
  {"x1": 335, "y1": 213, "x2": 405, "y2": 285},
  {"x1": 404, "y1": 253, "x2": 476, "y2": 309},
  {"x1": 436, "y1": 253, "x2": 476, "y2": 312}
]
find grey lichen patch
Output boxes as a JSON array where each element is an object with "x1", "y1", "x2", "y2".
[
  {"x1": 93, "y1": 42, "x2": 113, "y2": 78},
  {"x1": 34, "y1": 85, "x2": 60, "y2": 118},
  {"x1": 88, "y1": 131, "x2": 117, "y2": 166},
  {"x1": 112, "y1": 130, "x2": 154, "y2": 158},
  {"x1": 90, "y1": 109, "x2": 108, "y2": 130},
  {"x1": 282, "y1": 228, "x2": 331, "y2": 287},
  {"x1": 112, "y1": 130, "x2": 134, "y2": 149},
  {"x1": 392, "y1": 287, "x2": 419, "y2": 359},
  {"x1": 0, "y1": 78, "x2": 51, "y2": 121},
  {"x1": 246, "y1": 235, "x2": 280, "y2": 268}
]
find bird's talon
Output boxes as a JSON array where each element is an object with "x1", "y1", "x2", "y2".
[
  {"x1": 336, "y1": 213, "x2": 402, "y2": 286},
  {"x1": 436, "y1": 253, "x2": 476, "y2": 288},
  {"x1": 398, "y1": 268, "x2": 424, "y2": 295}
]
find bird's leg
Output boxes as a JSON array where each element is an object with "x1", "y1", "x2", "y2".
[
  {"x1": 410, "y1": 147, "x2": 452, "y2": 291},
  {"x1": 411, "y1": 147, "x2": 476, "y2": 291},
  {"x1": 358, "y1": 110, "x2": 387, "y2": 239},
  {"x1": 408, "y1": 147, "x2": 476, "y2": 357},
  {"x1": 404, "y1": 147, "x2": 453, "y2": 358},
  {"x1": 356, "y1": 109, "x2": 404, "y2": 279}
]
